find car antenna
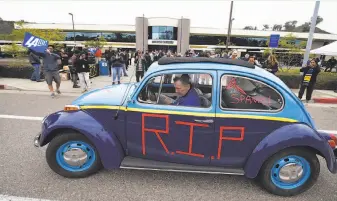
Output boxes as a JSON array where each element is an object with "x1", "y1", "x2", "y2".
[{"x1": 114, "y1": 64, "x2": 136, "y2": 120}]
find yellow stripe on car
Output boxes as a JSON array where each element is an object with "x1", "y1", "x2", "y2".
[{"x1": 79, "y1": 105, "x2": 297, "y2": 123}]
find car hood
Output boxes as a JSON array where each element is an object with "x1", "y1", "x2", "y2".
[{"x1": 72, "y1": 83, "x2": 138, "y2": 106}]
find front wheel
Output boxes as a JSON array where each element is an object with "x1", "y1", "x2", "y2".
[
  {"x1": 259, "y1": 148, "x2": 320, "y2": 197},
  {"x1": 46, "y1": 132, "x2": 102, "y2": 178}
]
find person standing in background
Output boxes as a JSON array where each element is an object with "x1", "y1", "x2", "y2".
[
  {"x1": 70, "y1": 53, "x2": 80, "y2": 88},
  {"x1": 75, "y1": 53, "x2": 91, "y2": 93},
  {"x1": 128, "y1": 51, "x2": 132, "y2": 66},
  {"x1": 298, "y1": 59, "x2": 321, "y2": 102},
  {"x1": 104, "y1": 47, "x2": 114, "y2": 77},
  {"x1": 265, "y1": 54, "x2": 279, "y2": 74},
  {"x1": 135, "y1": 51, "x2": 147, "y2": 82},
  {"x1": 111, "y1": 53, "x2": 124, "y2": 84},
  {"x1": 94, "y1": 47, "x2": 102, "y2": 64},
  {"x1": 28, "y1": 49, "x2": 43, "y2": 82}
]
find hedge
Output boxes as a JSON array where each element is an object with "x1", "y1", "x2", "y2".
[{"x1": 0, "y1": 64, "x2": 336, "y2": 90}]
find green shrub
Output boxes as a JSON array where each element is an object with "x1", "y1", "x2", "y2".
[
  {"x1": 0, "y1": 64, "x2": 34, "y2": 78},
  {"x1": 277, "y1": 70, "x2": 337, "y2": 90}
]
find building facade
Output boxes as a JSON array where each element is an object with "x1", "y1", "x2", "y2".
[{"x1": 1, "y1": 17, "x2": 337, "y2": 53}]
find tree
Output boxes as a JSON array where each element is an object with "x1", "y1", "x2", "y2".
[
  {"x1": 262, "y1": 24, "x2": 269, "y2": 31},
  {"x1": 272, "y1": 24, "x2": 283, "y2": 31},
  {"x1": 243, "y1": 26, "x2": 254, "y2": 30},
  {"x1": 277, "y1": 33, "x2": 306, "y2": 70},
  {"x1": 316, "y1": 16, "x2": 323, "y2": 25},
  {"x1": 283, "y1": 20, "x2": 297, "y2": 31},
  {"x1": 0, "y1": 17, "x2": 3, "y2": 21},
  {"x1": 2, "y1": 43, "x2": 27, "y2": 57},
  {"x1": 7, "y1": 21, "x2": 65, "y2": 46},
  {"x1": 83, "y1": 36, "x2": 107, "y2": 48}
]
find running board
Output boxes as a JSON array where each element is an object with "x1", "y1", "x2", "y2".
[{"x1": 120, "y1": 157, "x2": 244, "y2": 175}]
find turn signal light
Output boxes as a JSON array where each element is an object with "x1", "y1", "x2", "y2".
[
  {"x1": 64, "y1": 105, "x2": 80, "y2": 111},
  {"x1": 329, "y1": 134, "x2": 337, "y2": 148}
]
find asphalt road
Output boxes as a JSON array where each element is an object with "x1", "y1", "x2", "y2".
[{"x1": 1, "y1": 91, "x2": 337, "y2": 201}]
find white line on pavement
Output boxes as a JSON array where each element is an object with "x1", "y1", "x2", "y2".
[
  {"x1": 0, "y1": 114, "x2": 44, "y2": 121},
  {"x1": 0, "y1": 194, "x2": 55, "y2": 201}
]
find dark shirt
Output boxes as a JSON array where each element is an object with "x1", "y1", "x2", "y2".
[
  {"x1": 28, "y1": 52, "x2": 40, "y2": 64},
  {"x1": 75, "y1": 59, "x2": 90, "y2": 73},
  {"x1": 300, "y1": 65, "x2": 321, "y2": 85},
  {"x1": 111, "y1": 55, "x2": 124, "y2": 68},
  {"x1": 172, "y1": 88, "x2": 201, "y2": 107}
]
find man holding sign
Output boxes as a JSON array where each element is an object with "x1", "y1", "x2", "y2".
[{"x1": 23, "y1": 33, "x2": 62, "y2": 98}]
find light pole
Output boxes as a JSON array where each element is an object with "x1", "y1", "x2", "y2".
[
  {"x1": 180, "y1": 16, "x2": 183, "y2": 54},
  {"x1": 69, "y1": 13, "x2": 76, "y2": 48},
  {"x1": 226, "y1": 1, "x2": 234, "y2": 51},
  {"x1": 302, "y1": 1, "x2": 320, "y2": 67},
  {"x1": 142, "y1": 14, "x2": 145, "y2": 52}
]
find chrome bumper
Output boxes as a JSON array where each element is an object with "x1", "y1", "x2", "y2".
[{"x1": 34, "y1": 133, "x2": 41, "y2": 147}]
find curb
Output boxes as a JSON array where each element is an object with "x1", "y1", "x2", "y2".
[
  {"x1": 0, "y1": 84, "x2": 21, "y2": 90},
  {"x1": 313, "y1": 98, "x2": 337, "y2": 104}
]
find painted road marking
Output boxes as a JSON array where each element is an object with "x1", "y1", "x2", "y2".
[
  {"x1": 0, "y1": 194, "x2": 55, "y2": 201},
  {"x1": 0, "y1": 114, "x2": 44, "y2": 121},
  {"x1": 0, "y1": 114, "x2": 337, "y2": 135}
]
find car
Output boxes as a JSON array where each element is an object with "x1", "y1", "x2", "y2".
[{"x1": 34, "y1": 57, "x2": 337, "y2": 197}]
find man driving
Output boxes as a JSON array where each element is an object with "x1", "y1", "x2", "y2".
[{"x1": 158, "y1": 74, "x2": 201, "y2": 107}]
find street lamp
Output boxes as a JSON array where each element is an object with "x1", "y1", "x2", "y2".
[
  {"x1": 226, "y1": 1, "x2": 234, "y2": 51},
  {"x1": 68, "y1": 13, "x2": 76, "y2": 48}
]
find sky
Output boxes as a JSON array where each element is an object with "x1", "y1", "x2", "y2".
[{"x1": 1, "y1": 0, "x2": 337, "y2": 34}]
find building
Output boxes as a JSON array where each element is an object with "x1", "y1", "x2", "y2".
[{"x1": 1, "y1": 17, "x2": 337, "y2": 54}]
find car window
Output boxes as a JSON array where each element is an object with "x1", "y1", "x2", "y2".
[
  {"x1": 221, "y1": 75, "x2": 284, "y2": 111},
  {"x1": 137, "y1": 73, "x2": 213, "y2": 108}
]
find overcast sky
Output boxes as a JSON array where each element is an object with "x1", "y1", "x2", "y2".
[{"x1": 1, "y1": 0, "x2": 337, "y2": 34}]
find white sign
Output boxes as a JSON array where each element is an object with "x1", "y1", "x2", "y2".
[{"x1": 148, "y1": 40, "x2": 177, "y2": 46}]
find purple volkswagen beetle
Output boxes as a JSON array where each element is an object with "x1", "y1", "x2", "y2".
[{"x1": 34, "y1": 57, "x2": 337, "y2": 196}]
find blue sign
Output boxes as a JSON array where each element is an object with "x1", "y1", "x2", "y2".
[
  {"x1": 22, "y1": 32, "x2": 49, "y2": 53},
  {"x1": 269, "y1": 34, "x2": 280, "y2": 48}
]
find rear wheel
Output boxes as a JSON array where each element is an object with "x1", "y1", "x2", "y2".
[
  {"x1": 46, "y1": 132, "x2": 102, "y2": 178},
  {"x1": 259, "y1": 148, "x2": 320, "y2": 196}
]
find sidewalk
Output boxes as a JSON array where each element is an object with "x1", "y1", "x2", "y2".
[
  {"x1": 0, "y1": 66, "x2": 137, "y2": 94},
  {"x1": 1, "y1": 69, "x2": 337, "y2": 103}
]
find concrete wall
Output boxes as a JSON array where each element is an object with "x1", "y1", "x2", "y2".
[
  {"x1": 177, "y1": 18, "x2": 190, "y2": 54},
  {"x1": 135, "y1": 17, "x2": 148, "y2": 52}
]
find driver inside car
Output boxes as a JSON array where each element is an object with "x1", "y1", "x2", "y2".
[{"x1": 151, "y1": 74, "x2": 201, "y2": 107}]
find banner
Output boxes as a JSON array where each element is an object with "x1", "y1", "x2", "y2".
[{"x1": 22, "y1": 32, "x2": 49, "y2": 53}]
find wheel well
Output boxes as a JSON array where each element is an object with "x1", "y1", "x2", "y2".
[{"x1": 41, "y1": 128, "x2": 81, "y2": 146}]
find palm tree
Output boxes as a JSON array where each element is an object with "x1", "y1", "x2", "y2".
[{"x1": 263, "y1": 24, "x2": 269, "y2": 31}]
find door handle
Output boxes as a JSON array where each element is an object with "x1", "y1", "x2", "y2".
[{"x1": 194, "y1": 119, "x2": 214, "y2": 124}]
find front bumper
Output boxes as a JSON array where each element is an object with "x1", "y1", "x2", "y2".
[{"x1": 34, "y1": 132, "x2": 41, "y2": 147}]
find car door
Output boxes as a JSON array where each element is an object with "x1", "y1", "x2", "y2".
[
  {"x1": 126, "y1": 70, "x2": 217, "y2": 166},
  {"x1": 211, "y1": 71, "x2": 287, "y2": 168}
]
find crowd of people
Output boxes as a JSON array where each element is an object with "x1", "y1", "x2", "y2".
[{"x1": 27, "y1": 45, "x2": 336, "y2": 100}]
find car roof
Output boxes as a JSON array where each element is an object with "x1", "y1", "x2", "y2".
[{"x1": 147, "y1": 57, "x2": 288, "y2": 89}]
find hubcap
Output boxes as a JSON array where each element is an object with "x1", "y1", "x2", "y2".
[
  {"x1": 279, "y1": 163, "x2": 304, "y2": 183},
  {"x1": 63, "y1": 148, "x2": 88, "y2": 166},
  {"x1": 56, "y1": 140, "x2": 96, "y2": 172},
  {"x1": 270, "y1": 155, "x2": 311, "y2": 190}
]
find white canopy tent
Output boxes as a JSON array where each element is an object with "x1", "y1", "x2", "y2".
[{"x1": 310, "y1": 41, "x2": 337, "y2": 56}]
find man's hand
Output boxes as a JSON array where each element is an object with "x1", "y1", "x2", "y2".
[{"x1": 45, "y1": 49, "x2": 51, "y2": 54}]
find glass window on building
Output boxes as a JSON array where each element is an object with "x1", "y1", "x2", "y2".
[
  {"x1": 189, "y1": 35, "x2": 269, "y2": 47},
  {"x1": 148, "y1": 26, "x2": 177, "y2": 40},
  {"x1": 102, "y1": 33, "x2": 117, "y2": 41},
  {"x1": 63, "y1": 31, "x2": 136, "y2": 42}
]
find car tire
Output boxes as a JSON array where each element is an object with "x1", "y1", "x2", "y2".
[
  {"x1": 46, "y1": 132, "x2": 102, "y2": 178},
  {"x1": 259, "y1": 147, "x2": 320, "y2": 197}
]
